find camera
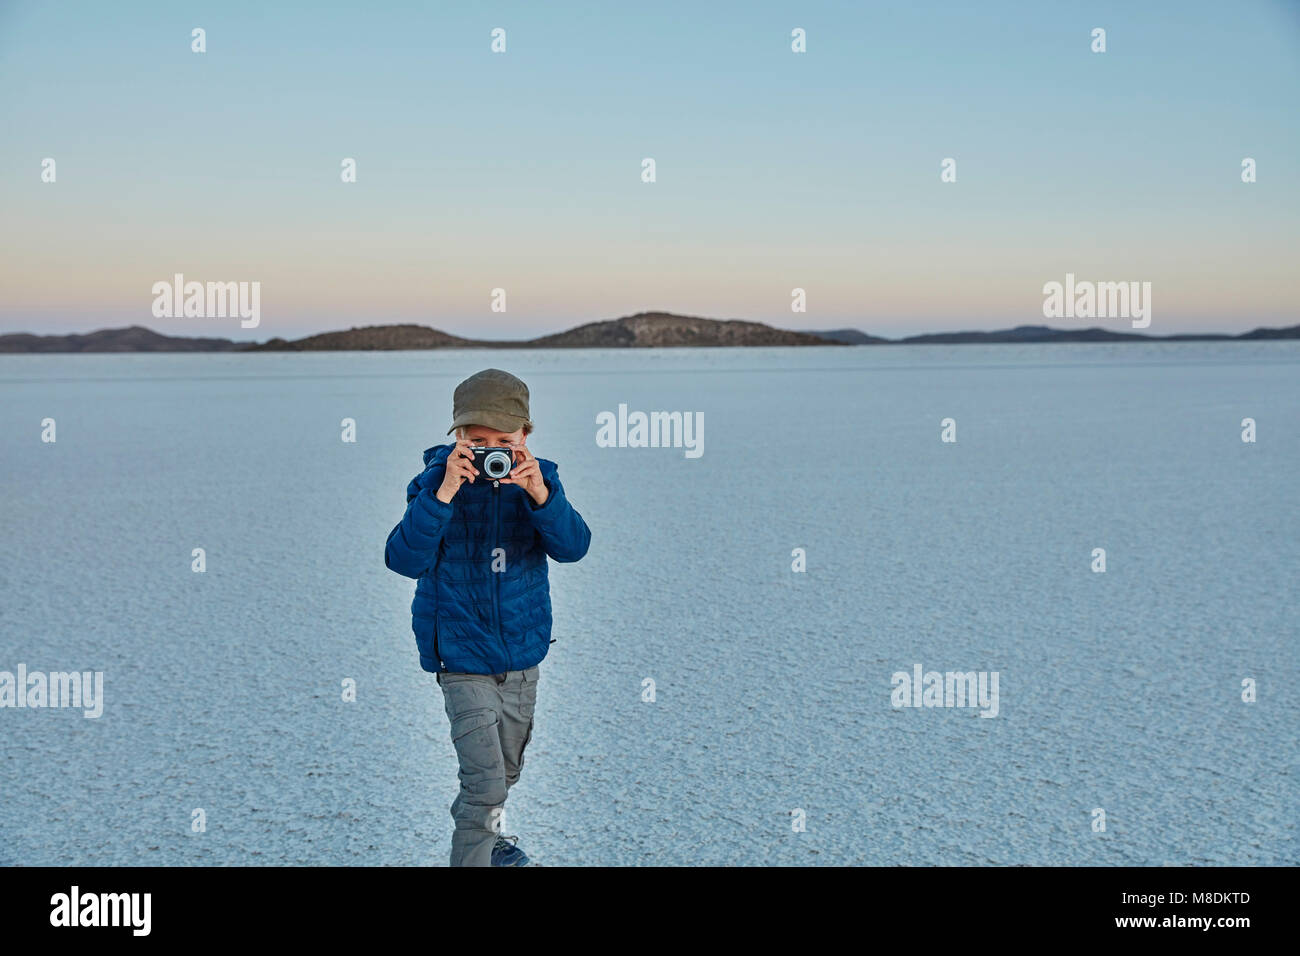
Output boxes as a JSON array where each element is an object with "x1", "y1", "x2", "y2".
[{"x1": 471, "y1": 446, "x2": 515, "y2": 481}]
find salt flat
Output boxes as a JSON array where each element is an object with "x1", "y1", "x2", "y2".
[{"x1": 0, "y1": 342, "x2": 1295, "y2": 865}]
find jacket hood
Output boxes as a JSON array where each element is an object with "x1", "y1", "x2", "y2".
[{"x1": 423, "y1": 443, "x2": 453, "y2": 468}]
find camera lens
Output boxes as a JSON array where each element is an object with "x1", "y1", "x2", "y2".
[{"x1": 483, "y1": 450, "x2": 512, "y2": 479}]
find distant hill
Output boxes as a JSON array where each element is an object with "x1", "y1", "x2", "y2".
[
  {"x1": 894, "y1": 324, "x2": 1160, "y2": 344},
  {"x1": 2, "y1": 315, "x2": 1297, "y2": 352},
  {"x1": 807, "y1": 328, "x2": 892, "y2": 345},
  {"x1": 808, "y1": 323, "x2": 1297, "y2": 345},
  {"x1": 1235, "y1": 324, "x2": 1300, "y2": 340},
  {"x1": 524, "y1": 312, "x2": 837, "y2": 348},
  {"x1": 244, "y1": 324, "x2": 478, "y2": 351},
  {"x1": 243, "y1": 312, "x2": 837, "y2": 350},
  {"x1": 0, "y1": 325, "x2": 244, "y2": 353}
]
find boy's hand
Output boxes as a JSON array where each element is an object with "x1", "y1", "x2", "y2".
[
  {"x1": 499, "y1": 442, "x2": 548, "y2": 506},
  {"x1": 435, "y1": 439, "x2": 479, "y2": 503}
]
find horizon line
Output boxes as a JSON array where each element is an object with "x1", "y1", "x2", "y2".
[{"x1": 2, "y1": 310, "x2": 1299, "y2": 351}]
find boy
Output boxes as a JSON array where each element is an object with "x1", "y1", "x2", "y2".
[{"x1": 384, "y1": 368, "x2": 591, "y2": 867}]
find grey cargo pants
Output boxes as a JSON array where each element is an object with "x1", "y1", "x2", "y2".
[{"x1": 436, "y1": 665, "x2": 539, "y2": 866}]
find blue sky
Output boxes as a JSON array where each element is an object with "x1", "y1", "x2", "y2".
[{"x1": 1, "y1": 0, "x2": 1297, "y2": 340}]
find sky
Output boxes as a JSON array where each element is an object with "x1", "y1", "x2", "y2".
[{"x1": 1, "y1": 0, "x2": 1297, "y2": 341}]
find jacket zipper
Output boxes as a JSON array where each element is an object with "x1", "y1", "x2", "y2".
[
  {"x1": 492, "y1": 480, "x2": 508, "y2": 669},
  {"x1": 433, "y1": 545, "x2": 447, "y2": 670}
]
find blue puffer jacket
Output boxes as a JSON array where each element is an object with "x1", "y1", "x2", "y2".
[{"x1": 384, "y1": 443, "x2": 591, "y2": 674}]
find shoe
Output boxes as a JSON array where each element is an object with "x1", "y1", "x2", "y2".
[{"x1": 491, "y1": 834, "x2": 532, "y2": 867}]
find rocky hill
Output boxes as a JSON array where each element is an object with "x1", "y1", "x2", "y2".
[
  {"x1": 523, "y1": 312, "x2": 837, "y2": 348},
  {"x1": 244, "y1": 324, "x2": 478, "y2": 351},
  {"x1": 808, "y1": 328, "x2": 892, "y2": 345},
  {"x1": 0, "y1": 325, "x2": 244, "y2": 353}
]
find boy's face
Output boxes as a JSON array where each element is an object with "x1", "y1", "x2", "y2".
[{"x1": 461, "y1": 424, "x2": 526, "y2": 449}]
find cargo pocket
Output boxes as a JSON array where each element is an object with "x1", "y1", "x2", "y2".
[
  {"x1": 520, "y1": 670, "x2": 538, "y2": 721},
  {"x1": 449, "y1": 706, "x2": 502, "y2": 783},
  {"x1": 450, "y1": 706, "x2": 498, "y2": 743},
  {"x1": 440, "y1": 677, "x2": 497, "y2": 743},
  {"x1": 520, "y1": 670, "x2": 537, "y2": 753},
  {"x1": 444, "y1": 702, "x2": 507, "y2": 811}
]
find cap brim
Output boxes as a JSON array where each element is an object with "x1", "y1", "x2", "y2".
[{"x1": 447, "y1": 411, "x2": 531, "y2": 435}]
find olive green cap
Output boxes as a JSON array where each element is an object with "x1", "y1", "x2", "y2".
[{"x1": 446, "y1": 368, "x2": 533, "y2": 435}]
